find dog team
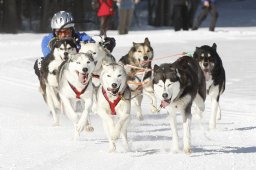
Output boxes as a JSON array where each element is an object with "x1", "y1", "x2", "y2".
[{"x1": 34, "y1": 35, "x2": 225, "y2": 154}]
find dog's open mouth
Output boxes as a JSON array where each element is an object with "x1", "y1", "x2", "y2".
[
  {"x1": 107, "y1": 85, "x2": 121, "y2": 95},
  {"x1": 203, "y1": 69, "x2": 211, "y2": 81},
  {"x1": 160, "y1": 99, "x2": 171, "y2": 108},
  {"x1": 77, "y1": 71, "x2": 88, "y2": 85}
]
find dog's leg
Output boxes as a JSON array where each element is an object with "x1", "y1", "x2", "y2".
[
  {"x1": 76, "y1": 99, "x2": 94, "y2": 133},
  {"x1": 45, "y1": 85, "x2": 59, "y2": 126},
  {"x1": 216, "y1": 102, "x2": 221, "y2": 120},
  {"x1": 112, "y1": 113, "x2": 130, "y2": 141},
  {"x1": 132, "y1": 94, "x2": 143, "y2": 120},
  {"x1": 91, "y1": 88, "x2": 98, "y2": 114},
  {"x1": 168, "y1": 108, "x2": 179, "y2": 153},
  {"x1": 59, "y1": 94, "x2": 78, "y2": 123},
  {"x1": 209, "y1": 87, "x2": 220, "y2": 129},
  {"x1": 143, "y1": 81, "x2": 158, "y2": 113},
  {"x1": 99, "y1": 109, "x2": 116, "y2": 152},
  {"x1": 182, "y1": 111, "x2": 192, "y2": 154},
  {"x1": 193, "y1": 94, "x2": 205, "y2": 119},
  {"x1": 120, "y1": 117, "x2": 131, "y2": 151}
]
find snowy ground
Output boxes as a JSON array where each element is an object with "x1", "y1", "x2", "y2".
[
  {"x1": 0, "y1": 27, "x2": 256, "y2": 170},
  {"x1": 1, "y1": 0, "x2": 256, "y2": 169}
]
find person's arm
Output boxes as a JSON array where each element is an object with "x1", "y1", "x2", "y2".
[
  {"x1": 77, "y1": 32, "x2": 95, "y2": 43},
  {"x1": 41, "y1": 34, "x2": 54, "y2": 57}
]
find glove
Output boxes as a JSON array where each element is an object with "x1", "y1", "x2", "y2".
[{"x1": 103, "y1": 37, "x2": 116, "y2": 53}]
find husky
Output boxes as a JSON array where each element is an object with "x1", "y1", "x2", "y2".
[
  {"x1": 97, "y1": 63, "x2": 131, "y2": 152},
  {"x1": 193, "y1": 43, "x2": 226, "y2": 129},
  {"x1": 58, "y1": 52, "x2": 96, "y2": 140},
  {"x1": 80, "y1": 42, "x2": 116, "y2": 114},
  {"x1": 119, "y1": 37, "x2": 157, "y2": 120},
  {"x1": 35, "y1": 38, "x2": 77, "y2": 126},
  {"x1": 153, "y1": 56, "x2": 206, "y2": 153}
]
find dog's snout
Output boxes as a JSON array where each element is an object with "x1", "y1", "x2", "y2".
[
  {"x1": 64, "y1": 52, "x2": 69, "y2": 60},
  {"x1": 82, "y1": 67, "x2": 88, "y2": 73},
  {"x1": 162, "y1": 93, "x2": 168, "y2": 99},
  {"x1": 112, "y1": 83, "x2": 118, "y2": 88},
  {"x1": 143, "y1": 56, "x2": 148, "y2": 60},
  {"x1": 203, "y1": 62, "x2": 208, "y2": 67}
]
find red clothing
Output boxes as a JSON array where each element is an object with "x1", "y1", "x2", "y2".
[{"x1": 97, "y1": 0, "x2": 114, "y2": 17}]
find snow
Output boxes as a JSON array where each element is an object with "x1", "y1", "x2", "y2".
[{"x1": 1, "y1": 2, "x2": 256, "y2": 169}]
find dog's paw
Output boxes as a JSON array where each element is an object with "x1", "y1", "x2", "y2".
[
  {"x1": 137, "y1": 114, "x2": 144, "y2": 121},
  {"x1": 109, "y1": 143, "x2": 116, "y2": 152},
  {"x1": 151, "y1": 105, "x2": 158, "y2": 113},
  {"x1": 184, "y1": 147, "x2": 192, "y2": 154},
  {"x1": 76, "y1": 121, "x2": 86, "y2": 133},
  {"x1": 52, "y1": 121, "x2": 60, "y2": 127},
  {"x1": 111, "y1": 130, "x2": 120, "y2": 141},
  {"x1": 85, "y1": 125, "x2": 94, "y2": 132}
]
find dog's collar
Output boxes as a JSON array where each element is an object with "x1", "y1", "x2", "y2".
[
  {"x1": 102, "y1": 87, "x2": 122, "y2": 115},
  {"x1": 68, "y1": 81, "x2": 89, "y2": 99}
]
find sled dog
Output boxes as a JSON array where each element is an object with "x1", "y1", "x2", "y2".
[
  {"x1": 37, "y1": 38, "x2": 77, "y2": 125},
  {"x1": 119, "y1": 37, "x2": 157, "y2": 120},
  {"x1": 153, "y1": 56, "x2": 206, "y2": 153},
  {"x1": 97, "y1": 62, "x2": 131, "y2": 152},
  {"x1": 80, "y1": 42, "x2": 116, "y2": 113},
  {"x1": 193, "y1": 43, "x2": 226, "y2": 129},
  {"x1": 58, "y1": 52, "x2": 95, "y2": 140}
]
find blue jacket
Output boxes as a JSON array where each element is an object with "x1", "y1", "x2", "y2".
[{"x1": 41, "y1": 32, "x2": 94, "y2": 57}]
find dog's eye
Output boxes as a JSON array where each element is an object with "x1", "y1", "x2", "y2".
[
  {"x1": 158, "y1": 85, "x2": 163, "y2": 87},
  {"x1": 60, "y1": 48, "x2": 64, "y2": 50},
  {"x1": 138, "y1": 50, "x2": 142, "y2": 53},
  {"x1": 67, "y1": 47, "x2": 71, "y2": 50},
  {"x1": 76, "y1": 62, "x2": 80, "y2": 64},
  {"x1": 167, "y1": 84, "x2": 172, "y2": 87},
  {"x1": 93, "y1": 52, "x2": 96, "y2": 55},
  {"x1": 147, "y1": 50, "x2": 150, "y2": 53},
  {"x1": 107, "y1": 75, "x2": 111, "y2": 77},
  {"x1": 117, "y1": 74, "x2": 122, "y2": 77},
  {"x1": 87, "y1": 61, "x2": 90, "y2": 64}
]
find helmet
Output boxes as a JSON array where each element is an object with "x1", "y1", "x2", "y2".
[{"x1": 51, "y1": 11, "x2": 75, "y2": 29}]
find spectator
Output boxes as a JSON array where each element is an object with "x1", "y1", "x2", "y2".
[
  {"x1": 172, "y1": 0, "x2": 189, "y2": 31},
  {"x1": 117, "y1": 0, "x2": 140, "y2": 35},
  {"x1": 97, "y1": 0, "x2": 115, "y2": 37},
  {"x1": 192, "y1": 0, "x2": 218, "y2": 31}
]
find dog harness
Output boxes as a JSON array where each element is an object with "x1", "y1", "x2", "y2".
[
  {"x1": 68, "y1": 81, "x2": 89, "y2": 99},
  {"x1": 102, "y1": 87, "x2": 122, "y2": 115}
]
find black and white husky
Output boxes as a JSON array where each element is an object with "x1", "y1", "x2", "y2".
[
  {"x1": 193, "y1": 43, "x2": 226, "y2": 129},
  {"x1": 119, "y1": 37, "x2": 157, "y2": 120},
  {"x1": 153, "y1": 56, "x2": 206, "y2": 153},
  {"x1": 58, "y1": 52, "x2": 95, "y2": 140},
  {"x1": 97, "y1": 63, "x2": 131, "y2": 152},
  {"x1": 35, "y1": 38, "x2": 77, "y2": 126}
]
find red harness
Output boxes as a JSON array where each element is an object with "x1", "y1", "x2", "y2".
[
  {"x1": 68, "y1": 81, "x2": 89, "y2": 99},
  {"x1": 102, "y1": 87, "x2": 122, "y2": 115}
]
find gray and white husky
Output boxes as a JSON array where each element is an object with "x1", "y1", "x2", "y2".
[
  {"x1": 80, "y1": 42, "x2": 116, "y2": 114},
  {"x1": 37, "y1": 38, "x2": 77, "y2": 126},
  {"x1": 119, "y1": 37, "x2": 157, "y2": 120},
  {"x1": 193, "y1": 43, "x2": 226, "y2": 129},
  {"x1": 97, "y1": 62, "x2": 131, "y2": 152},
  {"x1": 153, "y1": 56, "x2": 206, "y2": 153},
  {"x1": 58, "y1": 52, "x2": 95, "y2": 140}
]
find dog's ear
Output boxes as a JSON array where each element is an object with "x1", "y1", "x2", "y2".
[
  {"x1": 144, "y1": 37, "x2": 150, "y2": 46},
  {"x1": 212, "y1": 43, "x2": 217, "y2": 50},
  {"x1": 102, "y1": 60, "x2": 109, "y2": 69},
  {"x1": 176, "y1": 68, "x2": 181, "y2": 78},
  {"x1": 48, "y1": 38, "x2": 58, "y2": 50},
  {"x1": 86, "y1": 53, "x2": 94, "y2": 62},
  {"x1": 153, "y1": 64, "x2": 160, "y2": 72}
]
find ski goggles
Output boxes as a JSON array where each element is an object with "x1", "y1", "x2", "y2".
[{"x1": 55, "y1": 29, "x2": 72, "y2": 38}]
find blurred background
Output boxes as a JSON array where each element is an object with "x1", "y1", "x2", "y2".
[{"x1": 0, "y1": 0, "x2": 256, "y2": 33}]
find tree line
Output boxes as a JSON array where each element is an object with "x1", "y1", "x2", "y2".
[{"x1": 0, "y1": 0, "x2": 199, "y2": 33}]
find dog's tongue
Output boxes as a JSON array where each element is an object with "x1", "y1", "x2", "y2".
[
  {"x1": 78, "y1": 72, "x2": 88, "y2": 84},
  {"x1": 160, "y1": 100, "x2": 170, "y2": 108},
  {"x1": 203, "y1": 70, "x2": 211, "y2": 81}
]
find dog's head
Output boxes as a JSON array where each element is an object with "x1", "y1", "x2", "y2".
[
  {"x1": 101, "y1": 62, "x2": 127, "y2": 96},
  {"x1": 130, "y1": 37, "x2": 153, "y2": 68},
  {"x1": 80, "y1": 42, "x2": 115, "y2": 72},
  {"x1": 153, "y1": 63, "x2": 181, "y2": 107},
  {"x1": 193, "y1": 43, "x2": 219, "y2": 77},
  {"x1": 51, "y1": 38, "x2": 77, "y2": 61},
  {"x1": 68, "y1": 53, "x2": 95, "y2": 85}
]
